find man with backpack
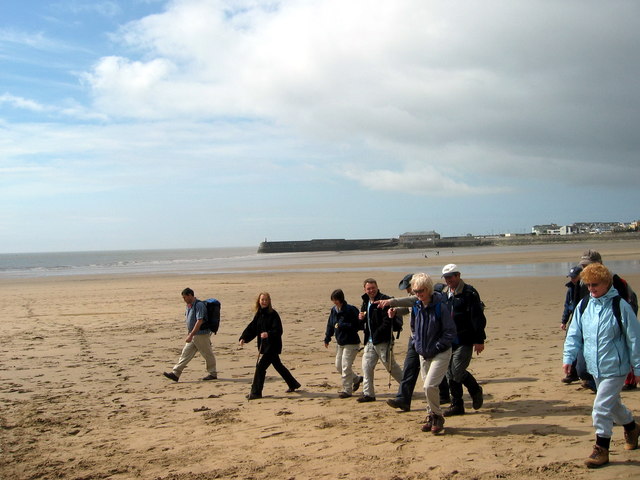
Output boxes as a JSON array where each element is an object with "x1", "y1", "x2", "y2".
[
  {"x1": 163, "y1": 287, "x2": 218, "y2": 382},
  {"x1": 440, "y1": 264, "x2": 487, "y2": 417}
]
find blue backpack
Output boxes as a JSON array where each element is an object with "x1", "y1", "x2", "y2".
[{"x1": 199, "y1": 298, "x2": 221, "y2": 334}]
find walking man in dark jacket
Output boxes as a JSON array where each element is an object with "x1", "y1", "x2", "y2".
[
  {"x1": 357, "y1": 278, "x2": 403, "y2": 403},
  {"x1": 440, "y1": 264, "x2": 487, "y2": 416}
]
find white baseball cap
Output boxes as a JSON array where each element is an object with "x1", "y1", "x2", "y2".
[{"x1": 441, "y1": 264, "x2": 460, "y2": 277}]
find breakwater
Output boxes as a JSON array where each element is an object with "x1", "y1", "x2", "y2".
[
  {"x1": 257, "y1": 232, "x2": 640, "y2": 253},
  {"x1": 258, "y1": 238, "x2": 398, "y2": 253}
]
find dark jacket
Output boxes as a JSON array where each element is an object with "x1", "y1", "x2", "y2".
[
  {"x1": 562, "y1": 280, "x2": 581, "y2": 325},
  {"x1": 324, "y1": 303, "x2": 361, "y2": 346},
  {"x1": 444, "y1": 281, "x2": 487, "y2": 346},
  {"x1": 412, "y1": 291, "x2": 457, "y2": 359},
  {"x1": 360, "y1": 291, "x2": 396, "y2": 344},
  {"x1": 240, "y1": 307, "x2": 284, "y2": 355}
]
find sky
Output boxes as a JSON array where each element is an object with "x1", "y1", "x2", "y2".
[{"x1": 1, "y1": 0, "x2": 639, "y2": 253}]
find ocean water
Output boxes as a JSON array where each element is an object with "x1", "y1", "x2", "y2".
[{"x1": 1, "y1": 244, "x2": 639, "y2": 279}]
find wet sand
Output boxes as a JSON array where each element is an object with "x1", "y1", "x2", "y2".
[{"x1": 1, "y1": 240, "x2": 639, "y2": 479}]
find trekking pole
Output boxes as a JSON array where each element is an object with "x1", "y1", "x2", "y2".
[
  {"x1": 387, "y1": 312, "x2": 395, "y2": 390},
  {"x1": 387, "y1": 307, "x2": 396, "y2": 389},
  {"x1": 256, "y1": 344, "x2": 263, "y2": 367}
]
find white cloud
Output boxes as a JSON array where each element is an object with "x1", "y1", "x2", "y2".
[
  {"x1": 0, "y1": 94, "x2": 49, "y2": 112},
  {"x1": 344, "y1": 165, "x2": 511, "y2": 197},
  {"x1": 80, "y1": 0, "x2": 640, "y2": 180}
]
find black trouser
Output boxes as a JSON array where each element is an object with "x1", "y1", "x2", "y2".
[
  {"x1": 251, "y1": 352, "x2": 299, "y2": 395},
  {"x1": 395, "y1": 338, "x2": 420, "y2": 406},
  {"x1": 446, "y1": 344, "x2": 481, "y2": 407}
]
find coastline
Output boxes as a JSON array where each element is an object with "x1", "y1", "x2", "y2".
[
  {"x1": 1, "y1": 243, "x2": 639, "y2": 479},
  {"x1": 2, "y1": 237, "x2": 640, "y2": 280}
]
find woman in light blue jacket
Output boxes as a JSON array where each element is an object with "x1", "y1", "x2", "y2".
[{"x1": 563, "y1": 263, "x2": 640, "y2": 468}]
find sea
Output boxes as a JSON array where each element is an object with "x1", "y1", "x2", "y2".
[{"x1": 2, "y1": 244, "x2": 640, "y2": 280}]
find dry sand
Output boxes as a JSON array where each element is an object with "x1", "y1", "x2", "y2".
[{"x1": 1, "y1": 241, "x2": 640, "y2": 480}]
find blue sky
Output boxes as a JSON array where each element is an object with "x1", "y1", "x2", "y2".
[{"x1": 1, "y1": 0, "x2": 639, "y2": 253}]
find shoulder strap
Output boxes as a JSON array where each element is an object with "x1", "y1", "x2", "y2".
[
  {"x1": 578, "y1": 296, "x2": 589, "y2": 316},
  {"x1": 613, "y1": 295, "x2": 623, "y2": 337}
]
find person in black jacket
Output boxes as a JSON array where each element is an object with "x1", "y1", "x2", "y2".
[
  {"x1": 323, "y1": 289, "x2": 363, "y2": 398},
  {"x1": 239, "y1": 292, "x2": 301, "y2": 400},
  {"x1": 440, "y1": 264, "x2": 487, "y2": 417},
  {"x1": 357, "y1": 278, "x2": 403, "y2": 403},
  {"x1": 560, "y1": 266, "x2": 583, "y2": 384}
]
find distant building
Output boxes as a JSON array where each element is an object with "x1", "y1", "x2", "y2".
[
  {"x1": 533, "y1": 221, "x2": 630, "y2": 235},
  {"x1": 532, "y1": 224, "x2": 563, "y2": 235},
  {"x1": 399, "y1": 231, "x2": 441, "y2": 247}
]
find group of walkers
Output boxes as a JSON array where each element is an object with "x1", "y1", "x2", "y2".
[
  {"x1": 560, "y1": 250, "x2": 640, "y2": 468},
  {"x1": 161, "y1": 249, "x2": 640, "y2": 469},
  {"x1": 163, "y1": 264, "x2": 487, "y2": 437}
]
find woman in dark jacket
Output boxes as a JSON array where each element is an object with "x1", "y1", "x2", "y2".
[{"x1": 239, "y1": 292, "x2": 301, "y2": 400}]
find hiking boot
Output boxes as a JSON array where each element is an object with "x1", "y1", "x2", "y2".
[
  {"x1": 430, "y1": 414, "x2": 445, "y2": 434},
  {"x1": 338, "y1": 391, "x2": 352, "y2": 399},
  {"x1": 387, "y1": 398, "x2": 410, "y2": 412},
  {"x1": 163, "y1": 372, "x2": 179, "y2": 382},
  {"x1": 562, "y1": 374, "x2": 579, "y2": 384},
  {"x1": 421, "y1": 414, "x2": 433, "y2": 432},
  {"x1": 584, "y1": 444, "x2": 609, "y2": 468},
  {"x1": 202, "y1": 374, "x2": 217, "y2": 381},
  {"x1": 353, "y1": 375, "x2": 363, "y2": 392},
  {"x1": 624, "y1": 423, "x2": 640, "y2": 450},
  {"x1": 471, "y1": 386, "x2": 484, "y2": 410},
  {"x1": 443, "y1": 404, "x2": 465, "y2": 417},
  {"x1": 357, "y1": 395, "x2": 376, "y2": 403}
]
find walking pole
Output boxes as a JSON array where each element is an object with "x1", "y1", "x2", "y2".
[
  {"x1": 387, "y1": 309, "x2": 395, "y2": 389},
  {"x1": 255, "y1": 343, "x2": 264, "y2": 368},
  {"x1": 387, "y1": 335, "x2": 393, "y2": 389}
]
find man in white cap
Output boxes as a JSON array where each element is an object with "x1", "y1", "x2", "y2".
[{"x1": 440, "y1": 264, "x2": 487, "y2": 416}]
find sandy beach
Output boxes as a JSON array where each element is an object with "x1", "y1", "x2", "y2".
[{"x1": 1, "y1": 240, "x2": 640, "y2": 480}]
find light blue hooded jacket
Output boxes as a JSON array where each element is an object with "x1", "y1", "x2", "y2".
[{"x1": 563, "y1": 286, "x2": 640, "y2": 378}]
